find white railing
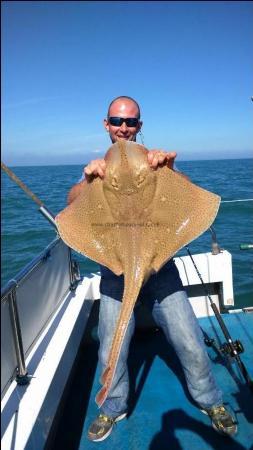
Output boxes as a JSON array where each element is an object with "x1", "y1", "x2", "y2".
[{"x1": 1, "y1": 238, "x2": 76, "y2": 397}]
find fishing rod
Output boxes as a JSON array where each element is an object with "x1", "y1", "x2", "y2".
[
  {"x1": 186, "y1": 245, "x2": 253, "y2": 394},
  {"x1": 2, "y1": 162, "x2": 81, "y2": 292},
  {"x1": 1, "y1": 161, "x2": 57, "y2": 228}
]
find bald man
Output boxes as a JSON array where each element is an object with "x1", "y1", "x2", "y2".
[{"x1": 67, "y1": 96, "x2": 237, "y2": 442}]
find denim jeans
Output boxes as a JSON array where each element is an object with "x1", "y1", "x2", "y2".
[
  {"x1": 98, "y1": 260, "x2": 222, "y2": 418},
  {"x1": 98, "y1": 288, "x2": 223, "y2": 419}
]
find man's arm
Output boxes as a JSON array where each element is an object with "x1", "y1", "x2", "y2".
[
  {"x1": 67, "y1": 180, "x2": 86, "y2": 205},
  {"x1": 67, "y1": 158, "x2": 106, "y2": 205}
]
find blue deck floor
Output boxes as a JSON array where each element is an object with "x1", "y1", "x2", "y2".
[{"x1": 48, "y1": 312, "x2": 253, "y2": 450}]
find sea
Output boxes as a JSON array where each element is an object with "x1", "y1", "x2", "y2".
[{"x1": 1, "y1": 159, "x2": 253, "y2": 308}]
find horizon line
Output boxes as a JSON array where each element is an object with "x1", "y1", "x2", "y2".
[{"x1": 6, "y1": 156, "x2": 253, "y2": 168}]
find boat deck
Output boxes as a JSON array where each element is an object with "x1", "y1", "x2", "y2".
[{"x1": 47, "y1": 311, "x2": 253, "y2": 450}]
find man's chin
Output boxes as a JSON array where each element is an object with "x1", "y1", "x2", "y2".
[
  {"x1": 117, "y1": 136, "x2": 136, "y2": 141},
  {"x1": 111, "y1": 136, "x2": 136, "y2": 143}
]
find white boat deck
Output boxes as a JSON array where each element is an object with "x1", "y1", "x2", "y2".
[{"x1": 1, "y1": 250, "x2": 246, "y2": 450}]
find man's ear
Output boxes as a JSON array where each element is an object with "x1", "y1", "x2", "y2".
[
  {"x1": 104, "y1": 118, "x2": 109, "y2": 132},
  {"x1": 137, "y1": 120, "x2": 143, "y2": 132}
]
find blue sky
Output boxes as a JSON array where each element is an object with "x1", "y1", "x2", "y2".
[{"x1": 2, "y1": 1, "x2": 253, "y2": 165}]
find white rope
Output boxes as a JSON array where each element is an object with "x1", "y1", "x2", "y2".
[{"x1": 221, "y1": 199, "x2": 253, "y2": 203}]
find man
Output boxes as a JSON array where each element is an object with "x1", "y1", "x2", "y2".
[{"x1": 68, "y1": 96, "x2": 237, "y2": 442}]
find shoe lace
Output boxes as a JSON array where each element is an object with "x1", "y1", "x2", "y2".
[
  {"x1": 211, "y1": 405, "x2": 226, "y2": 417},
  {"x1": 98, "y1": 414, "x2": 114, "y2": 425},
  {"x1": 210, "y1": 406, "x2": 237, "y2": 428}
]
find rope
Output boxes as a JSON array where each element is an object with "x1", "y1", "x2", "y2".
[{"x1": 221, "y1": 199, "x2": 253, "y2": 203}]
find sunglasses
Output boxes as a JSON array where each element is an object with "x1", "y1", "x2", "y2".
[{"x1": 108, "y1": 117, "x2": 139, "y2": 127}]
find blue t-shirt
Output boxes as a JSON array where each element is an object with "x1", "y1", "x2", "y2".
[{"x1": 100, "y1": 260, "x2": 184, "y2": 302}]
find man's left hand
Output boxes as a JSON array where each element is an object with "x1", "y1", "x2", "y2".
[{"x1": 147, "y1": 150, "x2": 177, "y2": 169}]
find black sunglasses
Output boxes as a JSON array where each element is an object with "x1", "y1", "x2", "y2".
[{"x1": 108, "y1": 117, "x2": 139, "y2": 127}]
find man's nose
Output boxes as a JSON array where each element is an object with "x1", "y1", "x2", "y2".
[{"x1": 120, "y1": 121, "x2": 128, "y2": 131}]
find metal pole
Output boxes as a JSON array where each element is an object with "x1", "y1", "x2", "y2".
[
  {"x1": 9, "y1": 289, "x2": 30, "y2": 385},
  {"x1": 39, "y1": 206, "x2": 57, "y2": 228},
  {"x1": 209, "y1": 226, "x2": 221, "y2": 254}
]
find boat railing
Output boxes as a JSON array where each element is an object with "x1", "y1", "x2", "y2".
[{"x1": 1, "y1": 237, "x2": 80, "y2": 398}]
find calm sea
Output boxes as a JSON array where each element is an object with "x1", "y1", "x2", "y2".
[{"x1": 1, "y1": 159, "x2": 253, "y2": 308}]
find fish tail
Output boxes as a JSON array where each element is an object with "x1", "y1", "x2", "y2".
[
  {"x1": 96, "y1": 386, "x2": 108, "y2": 407},
  {"x1": 95, "y1": 266, "x2": 145, "y2": 408}
]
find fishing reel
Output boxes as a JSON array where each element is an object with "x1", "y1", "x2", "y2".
[{"x1": 220, "y1": 340, "x2": 244, "y2": 357}]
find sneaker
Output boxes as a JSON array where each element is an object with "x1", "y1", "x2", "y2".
[
  {"x1": 87, "y1": 413, "x2": 127, "y2": 442},
  {"x1": 201, "y1": 405, "x2": 237, "y2": 436}
]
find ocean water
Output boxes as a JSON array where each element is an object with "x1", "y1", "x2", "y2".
[{"x1": 1, "y1": 159, "x2": 253, "y2": 308}]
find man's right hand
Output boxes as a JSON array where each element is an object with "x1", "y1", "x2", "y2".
[
  {"x1": 84, "y1": 159, "x2": 106, "y2": 179},
  {"x1": 67, "y1": 159, "x2": 106, "y2": 204}
]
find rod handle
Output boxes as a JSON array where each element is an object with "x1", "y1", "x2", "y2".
[{"x1": 39, "y1": 206, "x2": 57, "y2": 229}]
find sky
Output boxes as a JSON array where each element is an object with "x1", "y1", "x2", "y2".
[{"x1": 2, "y1": 1, "x2": 253, "y2": 165}]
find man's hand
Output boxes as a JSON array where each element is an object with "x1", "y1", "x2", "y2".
[
  {"x1": 84, "y1": 152, "x2": 177, "y2": 179},
  {"x1": 147, "y1": 150, "x2": 177, "y2": 169},
  {"x1": 67, "y1": 158, "x2": 106, "y2": 204},
  {"x1": 84, "y1": 159, "x2": 106, "y2": 179}
]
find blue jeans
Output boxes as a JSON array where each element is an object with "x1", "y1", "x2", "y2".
[{"x1": 98, "y1": 289, "x2": 223, "y2": 418}]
